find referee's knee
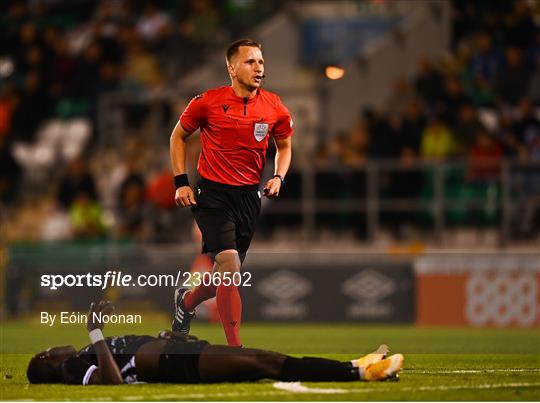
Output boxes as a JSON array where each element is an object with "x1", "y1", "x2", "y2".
[{"x1": 214, "y1": 249, "x2": 241, "y2": 272}]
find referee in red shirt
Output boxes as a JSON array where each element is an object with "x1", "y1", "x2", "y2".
[{"x1": 169, "y1": 39, "x2": 293, "y2": 346}]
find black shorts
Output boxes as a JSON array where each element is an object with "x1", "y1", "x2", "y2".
[
  {"x1": 192, "y1": 178, "x2": 261, "y2": 255},
  {"x1": 158, "y1": 340, "x2": 210, "y2": 383}
]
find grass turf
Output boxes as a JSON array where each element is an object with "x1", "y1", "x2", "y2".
[{"x1": 1, "y1": 318, "x2": 539, "y2": 401}]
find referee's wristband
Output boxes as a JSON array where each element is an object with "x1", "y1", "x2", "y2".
[
  {"x1": 89, "y1": 329, "x2": 104, "y2": 344},
  {"x1": 174, "y1": 174, "x2": 189, "y2": 189},
  {"x1": 273, "y1": 174, "x2": 285, "y2": 185}
]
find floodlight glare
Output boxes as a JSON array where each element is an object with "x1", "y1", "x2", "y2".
[{"x1": 325, "y1": 66, "x2": 345, "y2": 80}]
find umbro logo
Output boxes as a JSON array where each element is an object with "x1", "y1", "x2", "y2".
[{"x1": 222, "y1": 104, "x2": 230, "y2": 113}]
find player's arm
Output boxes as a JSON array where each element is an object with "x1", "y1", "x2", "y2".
[
  {"x1": 85, "y1": 301, "x2": 123, "y2": 385},
  {"x1": 170, "y1": 120, "x2": 197, "y2": 207},
  {"x1": 264, "y1": 136, "x2": 292, "y2": 199}
]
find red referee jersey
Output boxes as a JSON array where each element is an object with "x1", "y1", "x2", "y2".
[{"x1": 180, "y1": 86, "x2": 293, "y2": 186}]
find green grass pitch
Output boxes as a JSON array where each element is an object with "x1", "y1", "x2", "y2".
[{"x1": 1, "y1": 317, "x2": 539, "y2": 401}]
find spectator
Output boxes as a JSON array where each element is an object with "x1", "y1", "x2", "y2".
[
  {"x1": 94, "y1": 22, "x2": 126, "y2": 66},
  {"x1": 136, "y1": 3, "x2": 172, "y2": 48},
  {"x1": 41, "y1": 25, "x2": 61, "y2": 60},
  {"x1": 314, "y1": 143, "x2": 330, "y2": 166},
  {"x1": 451, "y1": 104, "x2": 483, "y2": 153},
  {"x1": 468, "y1": 129, "x2": 503, "y2": 182},
  {"x1": 383, "y1": 115, "x2": 403, "y2": 159},
  {"x1": 481, "y1": 8, "x2": 506, "y2": 49},
  {"x1": 48, "y1": 35, "x2": 78, "y2": 101},
  {"x1": 21, "y1": 45, "x2": 47, "y2": 78},
  {"x1": 13, "y1": 22, "x2": 42, "y2": 72},
  {"x1": 118, "y1": 161, "x2": 145, "y2": 204},
  {"x1": 96, "y1": 61, "x2": 120, "y2": 94},
  {"x1": 75, "y1": 41, "x2": 102, "y2": 100},
  {"x1": 498, "y1": 109, "x2": 526, "y2": 157},
  {"x1": 414, "y1": 57, "x2": 445, "y2": 104},
  {"x1": 386, "y1": 77, "x2": 416, "y2": 115},
  {"x1": 420, "y1": 116, "x2": 456, "y2": 159},
  {"x1": 344, "y1": 123, "x2": 370, "y2": 165},
  {"x1": 122, "y1": 40, "x2": 162, "y2": 89},
  {"x1": 367, "y1": 112, "x2": 397, "y2": 159},
  {"x1": 464, "y1": 73, "x2": 496, "y2": 107},
  {"x1": 441, "y1": 75, "x2": 470, "y2": 126},
  {"x1": 58, "y1": 157, "x2": 97, "y2": 209},
  {"x1": 314, "y1": 132, "x2": 348, "y2": 167},
  {"x1": 513, "y1": 98, "x2": 540, "y2": 150},
  {"x1": 469, "y1": 31, "x2": 504, "y2": 83},
  {"x1": 505, "y1": 0, "x2": 537, "y2": 49},
  {"x1": 400, "y1": 101, "x2": 426, "y2": 154},
  {"x1": 495, "y1": 47, "x2": 531, "y2": 105},
  {"x1": 2, "y1": 1, "x2": 29, "y2": 53},
  {"x1": 451, "y1": 0, "x2": 479, "y2": 48},
  {"x1": 68, "y1": 191, "x2": 107, "y2": 240},
  {"x1": 117, "y1": 180, "x2": 150, "y2": 241},
  {"x1": 11, "y1": 70, "x2": 50, "y2": 142}
]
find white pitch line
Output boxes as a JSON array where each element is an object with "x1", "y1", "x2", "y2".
[
  {"x1": 405, "y1": 368, "x2": 540, "y2": 374},
  {"x1": 121, "y1": 390, "x2": 291, "y2": 401},
  {"x1": 119, "y1": 381, "x2": 540, "y2": 401},
  {"x1": 345, "y1": 381, "x2": 540, "y2": 394},
  {"x1": 273, "y1": 382, "x2": 347, "y2": 394}
]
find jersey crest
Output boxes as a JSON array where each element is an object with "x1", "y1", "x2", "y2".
[{"x1": 254, "y1": 122, "x2": 269, "y2": 142}]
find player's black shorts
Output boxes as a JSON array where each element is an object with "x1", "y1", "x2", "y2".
[
  {"x1": 158, "y1": 340, "x2": 210, "y2": 383},
  {"x1": 191, "y1": 177, "x2": 261, "y2": 255}
]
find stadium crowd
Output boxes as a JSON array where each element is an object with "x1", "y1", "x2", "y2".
[
  {"x1": 1, "y1": 0, "x2": 539, "y2": 243},
  {"x1": 313, "y1": 0, "x2": 540, "y2": 237},
  {"x1": 0, "y1": 0, "x2": 280, "y2": 243},
  {"x1": 317, "y1": 0, "x2": 539, "y2": 166}
]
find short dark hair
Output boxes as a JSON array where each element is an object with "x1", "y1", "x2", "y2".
[
  {"x1": 27, "y1": 355, "x2": 62, "y2": 384},
  {"x1": 226, "y1": 39, "x2": 261, "y2": 64}
]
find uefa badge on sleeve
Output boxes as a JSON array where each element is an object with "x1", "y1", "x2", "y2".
[{"x1": 253, "y1": 122, "x2": 269, "y2": 142}]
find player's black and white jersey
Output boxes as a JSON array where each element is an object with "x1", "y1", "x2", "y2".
[{"x1": 61, "y1": 335, "x2": 156, "y2": 385}]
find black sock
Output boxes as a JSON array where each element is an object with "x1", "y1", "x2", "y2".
[{"x1": 279, "y1": 357, "x2": 359, "y2": 382}]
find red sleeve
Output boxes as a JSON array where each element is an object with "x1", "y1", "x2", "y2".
[
  {"x1": 179, "y1": 93, "x2": 207, "y2": 133},
  {"x1": 272, "y1": 97, "x2": 293, "y2": 140}
]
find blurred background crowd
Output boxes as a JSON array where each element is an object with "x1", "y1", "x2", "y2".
[
  {"x1": 0, "y1": 0, "x2": 281, "y2": 243},
  {"x1": 316, "y1": 0, "x2": 539, "y2": 167},
  {"x1": 1, "y1": 0, "x2": 539, "y2": 245},
  {"x1": 309, "y1": 0, "x2": 540, "y2": 240}
]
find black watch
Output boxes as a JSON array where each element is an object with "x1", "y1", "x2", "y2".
[{"x1": 273, "y1": 174, "x2": 285, "y2": 185}]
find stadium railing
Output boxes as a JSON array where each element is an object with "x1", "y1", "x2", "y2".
[{"x1": 264, "y1": 158, "x2": 540, "y2": 245}]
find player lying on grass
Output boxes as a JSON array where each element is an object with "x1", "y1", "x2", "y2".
[{"x1": 27, "y1": 300, "x2": 403, "y2": 385}]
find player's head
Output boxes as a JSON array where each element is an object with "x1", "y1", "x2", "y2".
[
  {"x1": 27, "y1": 345, "x2": 76, "y2": 383},
  {"x1": 226, "y1": 39, "x2": 264, "y2": 91}
]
